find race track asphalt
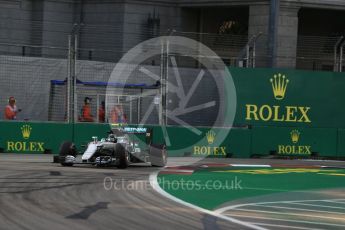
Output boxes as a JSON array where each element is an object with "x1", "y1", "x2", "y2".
[
  {"x1": 0, "y1": 154, "x2": 344, "y2": 230},
  {"x1": 0, "y1": 154, "x2": 248, "y2": 230}
]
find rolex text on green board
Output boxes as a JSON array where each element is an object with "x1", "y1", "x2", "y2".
[
  {"x1": 193, "y1": 130, "x2": 227, "y2": 156},
  {"x1": 245, "y1": 74, "x2": 311, "y2": 123},
  {"x1": 277, "y1": 129, "x2": 312, "y2": 155},
  {"x1": 6, "y1": 124, "x2": 45, "y2": 152}
]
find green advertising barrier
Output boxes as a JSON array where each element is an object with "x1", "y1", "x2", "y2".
[
  {"x1": 0, "y1": 121, "x2": 72, "y2": 154},
  {"x1": 151, "y1": 126, "x2": 251, "y2": 157},
  {"x1": 337, "y1": 129, "x2": 345, "y2": 157},
  {"x1": 0, "y1": 121, "x2": 344, "y2": 158},
  {"x1": 230, "y1": 68, "x2": 345, "y2": 129},
  {"x1": 0, "y1": 121, "x2": 252, "y2": 157},
  {"x1": 251, "y1": 126, "x2": 338, "y2": 156},
  {"x1": 1, "y1": 68, "x2": 344, "y2": 158}
]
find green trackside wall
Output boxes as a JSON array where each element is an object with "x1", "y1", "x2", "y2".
[
  {"x1": 0, "y1": 122, "x2": 110, "y2": 154},
  {"x1": 0, "y1": 121, "x2": 251, "y2": 157},
  {"x1": 0, "y1": 68, "x2": 344, "y2": 157},
  {"x1": 0, "y1": 121, "x2": 71, "y2": 154},
  {"x1": 231, "y1": 67, "x2": 345, "y2": 128},
  {"x1": 230, "y1": 67, "x2": 345, "y2": 157}
]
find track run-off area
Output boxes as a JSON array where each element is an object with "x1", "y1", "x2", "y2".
[{"x1": 155, "y1": 161, "x2": 345, "y2": 230}]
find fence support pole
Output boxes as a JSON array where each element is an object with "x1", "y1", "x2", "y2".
[
  {"x1": 333, "y1": 36, "x2": 343, "y2": 72},
  {"x1": 165, "y1": 38, "x2": 169, "y2": 126},
  {"x1": 339, "y1": 41, "x2": 345, "y2": 72},
  {"x1": 252, "y1": 32, "x2": 262, "y2": 68},
  {"x1": 71, "y1": 35, "x2": 78, "y2": 123},
  {"x1": 246, "y1": 44, "x2": 250, "y2": 68},
  {"x1": 67, "y1": 35, "x2": 72, "y2": 122},
  {"x1": 159, "y1": 39, "x2": 164, "y2": 126}
]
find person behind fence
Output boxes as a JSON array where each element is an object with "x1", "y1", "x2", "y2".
[
  {"x1": 98, "y1": 101, "x2": 105, "y2": 123},
  {"x1": 110, "y1": 104, "x2": 127, "y2": 124},
  {"x1": 4, "y1": 96, "x2": 21, "y2": 120},
  {"x1": 79, "y1": 97, "x2": 94, "y2": 122}
]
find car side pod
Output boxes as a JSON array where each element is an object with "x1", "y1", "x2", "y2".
[{"x1": 149, "y1": 144, "x2": 167, "y2": 167}]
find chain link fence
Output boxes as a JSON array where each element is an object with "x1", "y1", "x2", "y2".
[
  {"x1": 296, "y1": 35, "x2": 344, "y2": 71},
  {"x1": 0, "y1": 44, "x2": 68, "y2": 121},
  {"x1": 1, "y1": 22, "x2": 344, "y2": 123}
]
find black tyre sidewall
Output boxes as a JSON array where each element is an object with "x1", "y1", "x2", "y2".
[
  {"x1": 115, "y1": 143, "x2": 128, "y2": 169},
  {"x1": 59, "y1": 141, "x2": 76, "y2": 166}
]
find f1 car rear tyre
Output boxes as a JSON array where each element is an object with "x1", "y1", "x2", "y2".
[
  {"x1": 115, "y1": 143, "x2": 129, "y2": 169},
  {"x1": 59, "y1": 141, "x2": 76, "y2": 167},
  {"x1": 150, "y1": 144, "x2": 167, "y2": 167}
]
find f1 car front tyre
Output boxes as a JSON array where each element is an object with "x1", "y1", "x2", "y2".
[
  {"x1": 59, "y1": 141, "x2": 76, "y2": 167},
  {"x1": 149, "y1": 144, "x2": 167, "y2": 167},
  {"x1": 115, "y1": 143, "x2": 129, "y2": 169}
]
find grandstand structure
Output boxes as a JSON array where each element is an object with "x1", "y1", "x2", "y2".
[
  {"x1": 0, "y1": 0, "x2": 345, "y2": 122},
  {"x1": 1, "y1": 0, "x2": 345, "y2": 68}
]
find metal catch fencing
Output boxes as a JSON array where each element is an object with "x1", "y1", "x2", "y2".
[{"x1": 1, "y1": 26, "x2": 344, "y2": 123}]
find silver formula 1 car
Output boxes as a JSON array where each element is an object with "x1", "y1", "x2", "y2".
[{"x1": 56, "y1": 126, "x2": 167, "y2": 168}]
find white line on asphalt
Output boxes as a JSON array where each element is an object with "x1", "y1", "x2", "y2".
[
  {"x1": 248, "y1": 222, "x2": 325, "y2": 230},
  {"x1": 149, "y1": 171, "x2": 268, "y2": 230},
  {"x1": 252, "y1": 204, "x2": 345, "y2": 215},
  {"x1": 161, "y1": 169, "x2": 194, "y2": 173},
  {"x1": 225, "y1": 213, "x2": 345, "y2": 228},
  {"x1": 233, "y1": 208, "x2": 345, "y2": 221},
  {"x1": 229, "y1": 164, "x2": 271, "y2": 167},
  {"x1": 215, "y1": 198, "x2": 345, "y2": 213},
  {"x1": 323, "y1": 200, "x2": 345, "y2": 205},
  {"x1": 289, "y1": 202, "x2": 345, "y2": 210}
]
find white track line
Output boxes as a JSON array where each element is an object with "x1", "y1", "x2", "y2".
[
  {"x1": 289, "y1": 202, "x2": 345, "y2": 210},
  {"x1": 149, "y1": 171, "x2": 267, "y2": 230},
  {"x1": 252, "y1": 204, "x2": 345, "y2": 215},
  {"x1": 323, "y1": 200, "x2": 345, "y2": 205},
  {"x1": 215, "y1": 198, "x2": 345, "y2": 213},
  {"x1": 225, "y1": 213, "x2": 345, "y2": 228},
  {"x1": 232, "y1": 208, "x2": 345, "y2": 221},
  {"x1": 230, "y1": 164, "x2": 271, "y2": 167},
  {"x1": 161, "y1": 169, "x2": 194, "y2": 173},
  {"x1": 248, "y1": 222, "x2": 324, "y2": 230}
]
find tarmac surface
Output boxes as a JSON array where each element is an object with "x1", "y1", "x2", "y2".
[{"x1": 0, "y1": 154, "x2": 344, "y2": 230}]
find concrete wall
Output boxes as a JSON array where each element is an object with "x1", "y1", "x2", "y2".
[
  {"x1": 41, "y1": 0, "x2": 74, "y2": 57},
  {"x1": 78, "y1": 1, "x2": 125, "y2": 61},
  {"x1": 0, "y1": 0, "x2": 33, "y2": 54},
  {"x1": 276, "y1": 6, "x2": 299, "y2": 68},
  {"x1": 122, "y1": 2, "x2": 180, "y2": 53},
  {"x1": 248, "y1": 4, "x2": 270, "y2": 67},
  {"x1": 1, "y1": 0, "x2": 345, "y2": 67}
]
